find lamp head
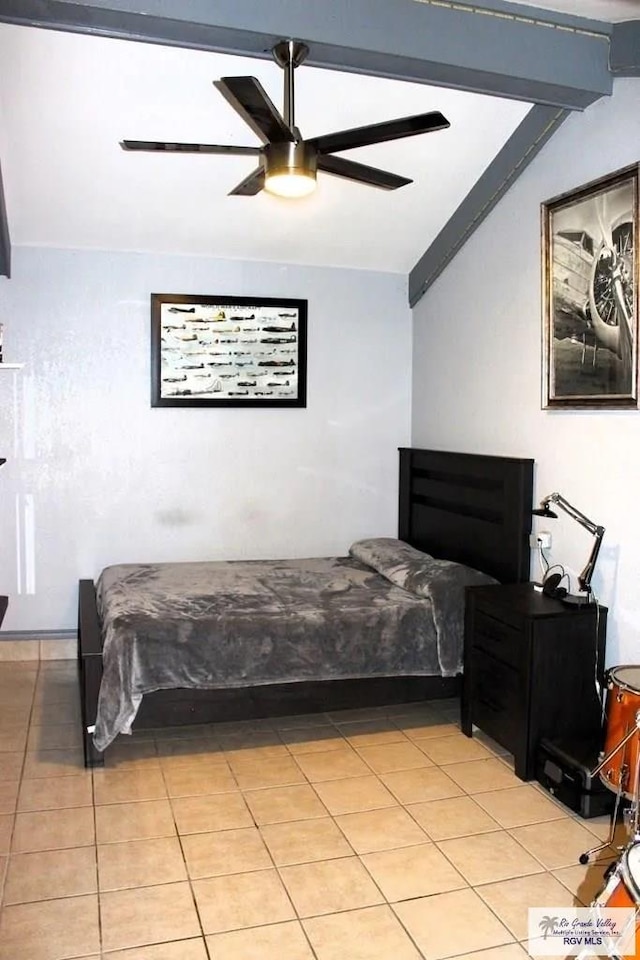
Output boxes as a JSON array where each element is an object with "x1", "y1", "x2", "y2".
[{"x1": 532, "y1": 502, "x2": 558, "y2": 519}]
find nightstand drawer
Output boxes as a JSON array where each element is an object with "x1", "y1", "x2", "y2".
[
  {"x1": 471, "y1": 649, "x2": 520, "y2": 754},
  {"x1": 472, "y1": 609, "x2": 522, "y2": 669}
]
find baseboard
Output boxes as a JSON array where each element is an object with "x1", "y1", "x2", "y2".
[{"x1": 0, "y1": 630, "x2": 76, "y2": 661}]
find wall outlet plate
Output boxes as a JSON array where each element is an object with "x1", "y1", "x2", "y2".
[{"x1": 530, "y1": 531, "x2": 552, "y2": 549}]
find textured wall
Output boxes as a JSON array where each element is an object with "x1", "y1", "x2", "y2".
[
  {"x1": 0, "y1": 249, "x2": 411, "y2": 631},
  {"x1": 411, "y1": 77, "x2": 640, "y2": 666}
]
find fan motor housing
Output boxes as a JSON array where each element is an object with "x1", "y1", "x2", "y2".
[{"x1": 264, "y1": 141, "x2": 317, "y2": 179}]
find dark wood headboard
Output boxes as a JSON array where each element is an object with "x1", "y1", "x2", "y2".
[{"x1": 398, "y1": 448, "x2": 534, "y2": 584}]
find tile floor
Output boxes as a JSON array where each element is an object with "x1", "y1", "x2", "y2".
[{"x1": 0, "y1": 660, "x2": 623, "y2": 959}]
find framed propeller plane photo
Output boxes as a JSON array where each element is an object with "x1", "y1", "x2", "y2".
[
  {"x1": 542, "y1": 163, "x2": 639, "y2": 409},
  {"x1": 151, "y1": 294, "x2": 307, "y2": 408}
]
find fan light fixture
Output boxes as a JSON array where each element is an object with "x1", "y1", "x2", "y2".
[{"x1": 263, "y1": 141, "x2": 317, "y2": 198}]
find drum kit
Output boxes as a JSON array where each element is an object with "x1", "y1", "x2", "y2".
[{"x1": 580, "y1": 665, "x2": 640, "y2": 957}]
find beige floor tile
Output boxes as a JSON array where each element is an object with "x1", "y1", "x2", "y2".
[
  {"x1": 476, "y1": 872, "x2": 578, "y2": 939},
  {"x1": 510, "y1": 818, "x2": 604, "y2": 870},
  {"x1": 22, "y1": 748, "x2": 87, "y2": 779},
  {"x1": 337, "y1": 720, "x2": 409, "y2": 748},
  {"x1": 394, "y1": 718, "x2": 460, "y2": 741},
  {"x1": 98, "y1": 836, "x2": 187, "y2": 890},
  {"x1": 294, "y1": 748, "x2": 371, "y2": 782},
  {"x1": 0, "y1": 814, "x2": 13, "y2": 854},
  {"x1": 0, "y1": 752, "x2": 23, "y2": 781},
  {"x1": 106, "y1": 738, "x2": 161, "y2": 770},
  {"x1": 443, "y1": 758, "x2": 522, "y2": 794},
  {"x1": 260, "y1": 817, "x2": 353, "y2": 865},
  {"x1": 280, "y1": 727, "x2": 347, "y2": 755},
  {"x1": 156, "y1": 737, "x2": 222, "y2": 762},
  {"x1": 243, "y1": 783, "x2": 328, "y2": 824},
  {"x1": 0, "y1": 893, "x2": 99, "y2": 960},
  {"x1": 162, "y1": 761, "x2": 239, "y2": 797},
  {"x1": 303, "y1": 904, "x2": 423, "y2": 960},
  {"x1": 223, "y1": 755, "x2": 304, "y2": 791},
  {"x1": 335, "y1": 806, "x2": 428, "y2": 853},
  {"x1": 357, "y1": 741, "x2": 434, "y2": 774},
  {"x1": 101, "y1": 940, "x2": 209, "y2": 960},
  {"x1": 0, "y1": 781, "x2": 18, "y2": 815},
  {"x1": 393, "y1": 887, "x2": 513, "y2": 959},
  {"x1": 182, "y1": 825, "x2": 272, "y2": 878},
  {"x1": 582, "y1": 811, "x2": 630, "y2": 845},
  {"x1": 381, "y1": 766, "x2": 463, "y2": 804},
  {"x1": 419, "y1": 734, "x2": 494, "y2": 765},
  {"x1": 279, "y1": 856, "x2": 384, "y2": 917},
  {"x1": 408, "y1": 795, "x2": 501, "y2": 840},
  {"x1": 313, "y1": 775, "x2": 398, "y2": 815},
  {"x1": 27, "y1": 723, "x2": 82, "y2": 752},
  {"x1": 95, "y1": 798, "x2": 176, "y2": 843},
  {"x1": 453, "y1": 945, "x2": 530, "y2": 960},
  {"x1": 193, "y1": 869, "x2": 295, "y2": 933},
  {"x1": 4, "y1": 846, "x2": 97, "y2": 903},
  {"x1": 30, "y1": 699, "x2": 81, "y2": 726},
  {"x1": 552, "y1": 859, "x2": 614, "y2": 906},
  {"x1": 207, "y1": 920, "x2": 315, "y2": 959},
  {"x1": 100, "y1": 881, "x2": 201, "y2": 952},
  {"x1": 362, "y1": 841, "x2": 467, "y2": 901},
  {"x1": 93, "y1": 766, "x2": 168, "y2": 804},
  {"x1": 0, "y1": 704, "x2": 31, "y2": 728},
  {"x1": 220, "y1": 730, "x2": 289, "y2": 761},
  {"x1": 0, "y1": 727, "x2": 27, "y2": 752},
  {"x1": 438, "y1": 831, "x2": 544, "y2": 885},
  {"x1": 12, "y1": 805, "x2": 95, "y2": 852},
  {"x1": 17, "y1": 773, "x2": 92, "y2": 811},
  {"x1": 473, "y1": 785, "x2": 569, "y2": 828},
  {"x1": 171, "y1": 792, "x2": 253, "y2": 834}
]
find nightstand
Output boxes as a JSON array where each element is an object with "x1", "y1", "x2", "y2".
[{"x1": 461, "y1": 582, "x2": 607, "y2": 781}]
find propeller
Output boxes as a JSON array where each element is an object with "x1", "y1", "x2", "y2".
[{"x1": 121, "y1": 40, "x2": 450, "y2": 197}]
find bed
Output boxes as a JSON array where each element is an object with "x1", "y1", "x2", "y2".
[{"x1": 78, "y1": 447, "x2": 534, "y2": 766}]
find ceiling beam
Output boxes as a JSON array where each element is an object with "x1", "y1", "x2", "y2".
[
  {"x1": 0, "y1": 0, "x2": 612, "y2": 109},
  {"x1": 409, "y1": 104, "x2": 569, "y2": 307},
  {"x1": 611, "y1": 21, "x2": 640, "y2": 77}
]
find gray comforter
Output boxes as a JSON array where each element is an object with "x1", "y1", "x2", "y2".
[{"x1": 93, "y1": 538, "x2": 496, "y2": 751}]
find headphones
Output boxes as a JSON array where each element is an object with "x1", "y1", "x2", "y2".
[{"x1": 542, "y1": 572, "x2": 567, "y2": 600}]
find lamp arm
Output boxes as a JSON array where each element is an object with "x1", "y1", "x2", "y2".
[
  {"x1": 543, "y1": 492, "x2": 600, "y2": 537},
  {"x1": 576, "y1": 525, "x2": 605, "y2": 594}
]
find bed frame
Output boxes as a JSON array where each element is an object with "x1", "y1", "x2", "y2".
[{"x1": 78, "y1": 447, "x2": 533, "y2": 766}]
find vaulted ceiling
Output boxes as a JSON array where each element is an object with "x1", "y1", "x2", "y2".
[{"x1": 0, "y1": 0, "x2": 637, "y2": 302}]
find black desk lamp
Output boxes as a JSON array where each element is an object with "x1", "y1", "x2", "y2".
[{"x1": 532, "y1": 492, "x2": 605, "y2": 606}]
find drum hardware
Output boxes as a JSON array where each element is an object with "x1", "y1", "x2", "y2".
[{"x1": 579, "y1": 709, "x2": 640, "y2": 864}]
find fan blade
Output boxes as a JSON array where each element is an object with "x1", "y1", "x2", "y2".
[
  {"x1": 120, "y1": 140, "x2": 262, "y2": 156},
  {"x1": 308, "y1": 111, "x2": 449, "y2": 155},
  {"x1": 214, "y1": 77, "x2": 294, "y2": 145},
  {"x1": 318, "y1": 155, "x2": 411, "y2": 190},
  {"x1": 228, "y1": 166, "x2": 265, "y2": 196}
]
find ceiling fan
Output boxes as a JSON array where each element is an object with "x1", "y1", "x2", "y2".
[{"x1": 121, "y1": 40, "x2": 450, "y2": 199}]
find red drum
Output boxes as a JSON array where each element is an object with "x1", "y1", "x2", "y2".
[
  {"x1": 601, "y1": 665, "x2": 640, "y2": 800},
  {"x1": 592, "y1": 843, "x2": 640, "y2": 958}
]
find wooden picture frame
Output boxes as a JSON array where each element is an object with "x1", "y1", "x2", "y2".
[
  {"x1": 151, "y1": 294, "x2": 307, "y2": 408},
  {"x1": 542, "y1": 164, "x2": 638, "y2": 409}
]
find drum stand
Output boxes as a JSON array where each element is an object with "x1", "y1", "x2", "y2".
[{"x1": 579, "y1": 715, "x2": 640, "y2": 864}]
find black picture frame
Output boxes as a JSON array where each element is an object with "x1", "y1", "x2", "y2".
[
  {"x1": 151, "y1": 294, "x2": 308, "y2": 408},
  {"x1": 542, "y1": 163, "x2": 638, "y2": 409}
]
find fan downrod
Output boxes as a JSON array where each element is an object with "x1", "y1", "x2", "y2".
[{"x1": 272, "y1": 40, "x2": 309, "y2": 130}]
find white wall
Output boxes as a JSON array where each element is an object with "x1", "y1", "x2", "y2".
[
  {"x1": 0, "y1": 249, "x2": 411, "y2": 631},
  {"x1": 412, "y1": 77, "x2": 640, "y2": 667}
]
